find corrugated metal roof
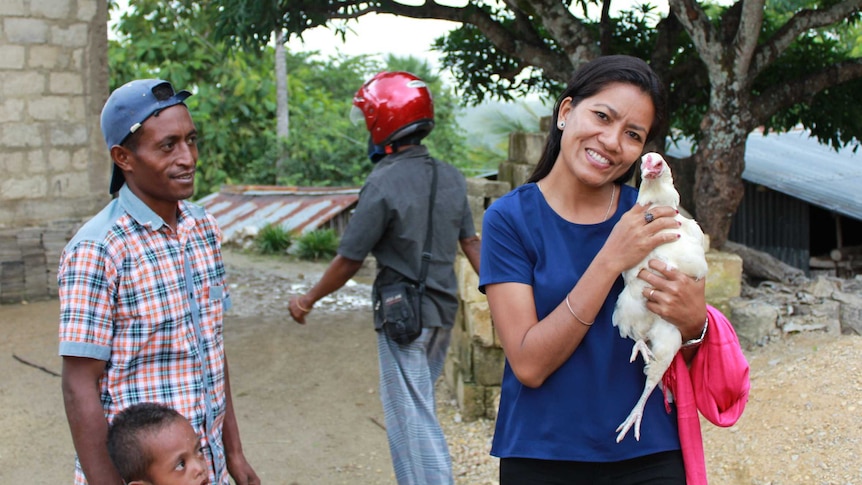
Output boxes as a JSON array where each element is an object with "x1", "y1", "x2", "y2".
[
  {"x1": 196, "y1": 185, "x2": 360, "y2": 242},
  {"x1": 666, "y1": 129, "x2": 862, "y2": 221}
]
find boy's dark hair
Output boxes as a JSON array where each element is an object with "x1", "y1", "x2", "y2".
[{"x1": 107, "y1": 402, "x2": 185, "y2": 482}]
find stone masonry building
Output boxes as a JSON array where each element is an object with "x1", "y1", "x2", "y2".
[{"x1": 0, "y1": 0, "x2": 109, "y2": 303}]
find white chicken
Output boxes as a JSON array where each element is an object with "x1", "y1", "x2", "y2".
[{"x1": 612, "y1": 152, "x2": 708, "y2": 443}]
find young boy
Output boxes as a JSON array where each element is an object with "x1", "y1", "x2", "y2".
[{"x1": 107, "y1": 403, "x2": 209, "y2": 485}]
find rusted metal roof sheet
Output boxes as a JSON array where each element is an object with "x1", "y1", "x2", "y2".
[{"x1": 196, "y1": 185, "x2": 359, "y2": 241}]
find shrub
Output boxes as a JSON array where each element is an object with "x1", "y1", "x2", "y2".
[
  {"x1": 255, "y1": 223, "x2": 292, "y2": 255},
  {"x1": 294, "y1": 229, "x2": 339, "y2": 261}
]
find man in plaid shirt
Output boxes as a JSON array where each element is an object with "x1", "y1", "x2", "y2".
[{"x1": 58, "y1": 79, "x2": 259, "y2": 485}]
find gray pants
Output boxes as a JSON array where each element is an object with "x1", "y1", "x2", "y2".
[{"x1": 376, "y1": 327, "x2": 454, "y2": 485}]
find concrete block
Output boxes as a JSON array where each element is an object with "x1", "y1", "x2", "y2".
[
  {"x1": 49, "y1": 72, "x2": 84, "y2": 95},
  {"x1": 49, "y1": 122, "x2": 87, "y2": 145},
  {"x1": 77, "y1": 0, "x2": 98, "y2": 21},
  {"x1": 50, "y1": 172, "x2": 91, "y2": 198},
  {"x1": 29, "y1": 96, "x2": 72, "y2": 120},
  {"x1": 443, "y1": 346, "x2": 458, "y2": 392},
  {"x1": 705, "y1": 250, "x2": 743, "y2": 302},
  {"x1": 72, "y1": 147, "x2": 93, "y2": 170},
  {"x1": 50, "y1": 23, "x2": 89, "y2": 47},
  {"x1": 466, "y1": 177, "x2": 512, "y2": 199},
  {"x1": 0, "y1": 45, "x2": 26, "y2": 69},
  {"x1": 0, "y1": 151, "x2": 26, "y2": 174},
  {"x1": 27, "y1": 149, "x2": 47, "y2": 174},
  {"x1": 451, "y1": 321, "x2": 473, "y2": 384},
  {"x1": 31, "y1": 0, "x2": 71, "y2": 19},
  {"x1": 456, "y1": 256, "x2": 484, "y2": 304},
  {"x1": 70, "y1": 48, "x2": 84, "y2": 70},
  {"x1": 4, "y1": 18, "x2": 49, "y2": 43},
  {"x1": 508, "y1": 132, "x2": 545, "y2": 165},
  {"x1": 1, "y1": 260, "x2": 25, "y2": 289},
  {"x1": 0, "y1": 123, "x2": 42, "y2": 147},
  {"x1": 0, "y1": 98, "x2": 26, "y2": 123},
  {"x1": 498, "y1": 161, "x2": 533, "y2": 188},
  {"x1": 0, "y1": 176, "x2": 46, "y2": 199},
  {"x1": 464, "y1": 300, "x2": 494, "y2": 348},
  {"x1": 2, "y1": 71, "x2": 47, "y2": 97},
  {"x1": 28, "y1": 45, "x2": 61, "y2": 69},
  {"x1": 473, "y1": 344, "x2": 505, "y2": 386},
  {"x1": 48, "y1": 149, "x2": 72, "y2": 171},
  {"x1": 455, "y1": 378, "x2": 487, "y2": 422},
  {"x1": 0, "y1": 234, "x2": 21, "y2": 262},
  {"x1": 0, "y1": 0, "x2": 27, "y2": 16},
  {"x1": 484, "y1": 386, "x2": 501, "y2": 420},
  {"x1": 468, "y1": 195, "x2": 485, "y2": 234}
]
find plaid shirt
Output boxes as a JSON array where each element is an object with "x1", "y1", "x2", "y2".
[{"x1": 58, "y1": 185, "x2": 232, "y2": 484}]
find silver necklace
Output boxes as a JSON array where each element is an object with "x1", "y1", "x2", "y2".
[
  {"x1": 603, "y1": 184, "x2": 616, "y2": 221},
  {"x1": 536, "y1": 181, "x2": 616, "y2": 222}
]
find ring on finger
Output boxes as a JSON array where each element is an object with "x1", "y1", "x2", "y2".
[
  {"x1": 644, "y1": 212, "x2": 655, "y2": 224},
  {"x1": 648, "y1": 288, "x2": 656, "y2": 300}
]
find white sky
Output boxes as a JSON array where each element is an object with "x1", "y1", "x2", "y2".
[
  {"x1": 286, "y1": 13, "x2": 460, "y2": 68},
  {"x1": 285, "y1": 1, "x2": 673, "y2": 65}
]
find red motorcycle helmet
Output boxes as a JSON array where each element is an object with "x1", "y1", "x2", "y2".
[{"x1": 351, "y1": 71, "x2": 435, "y2": 146}]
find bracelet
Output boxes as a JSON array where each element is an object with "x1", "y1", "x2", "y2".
[
  {"x1": 565, "y1": 293, "x2": 594, "y2": 326},
  {"x1": 681, "y1": 316, "x2": 709, "y2": 348},
  {"x1": 296, "y1": 299, "x2": 312, "y2": 313}
]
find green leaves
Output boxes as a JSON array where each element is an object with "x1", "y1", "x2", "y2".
[{"x1": 110, "y1": 4, "x2": 480, "y2": 198}]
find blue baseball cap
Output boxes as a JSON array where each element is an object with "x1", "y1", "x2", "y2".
[{"x1": 100, "y1": 79, "x2": 192, "y2": 193}]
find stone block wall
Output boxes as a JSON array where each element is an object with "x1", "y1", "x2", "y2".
[
  {"x1": 0, "y1": 1, "x2": 109, "y2": 302},
  {"x1": 446, "y1": 128, "x2": 744, "y2": 421}
]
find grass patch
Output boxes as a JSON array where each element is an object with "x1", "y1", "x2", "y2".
[
  {"x1": 294, "y1": 228, "x2": 339, "y2": 261},
  {"x1": 255, "y1": 223, "x2": 293, "y2": 255}
]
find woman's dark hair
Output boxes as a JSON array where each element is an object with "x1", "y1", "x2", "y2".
[
  {"x1": 527, "y1": 55, "x2": 667, "y2": 184},
  {"x1": 107, "y1": 402, "x2": 187, "y2": 482}
]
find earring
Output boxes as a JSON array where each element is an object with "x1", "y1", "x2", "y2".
[{"x1": 558, "y1": 121, "x2": 566, "y2": 129}]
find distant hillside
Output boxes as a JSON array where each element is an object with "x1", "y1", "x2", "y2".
[{"x1": 457, "y1": 98, "x2": 552, "y2": 152}]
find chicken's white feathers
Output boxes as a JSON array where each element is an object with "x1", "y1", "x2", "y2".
[{"x1": 612, "y1": 152, "x2": 708, "y2": 443}]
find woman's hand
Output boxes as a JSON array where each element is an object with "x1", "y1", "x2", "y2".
[
  {"x1": 599, "y1": 203, "x2": 681, "y2": 275},
  {"x1": 637, "y1": 259, "x2": 708, "y2": 340}
]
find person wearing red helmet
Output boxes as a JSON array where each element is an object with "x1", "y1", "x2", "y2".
[{"x1": 288, "y1": 71, "x2": 481, "y2": 484}]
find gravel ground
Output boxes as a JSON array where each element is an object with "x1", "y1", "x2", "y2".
[
  {"x1": 225, "y1": 250, "x2": 862, "y2": 484},
  {"x1": 438, "y1": 331, "x2": 862, "y2": 485}
]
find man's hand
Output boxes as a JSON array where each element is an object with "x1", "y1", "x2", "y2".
[
  {"x1": 227, "y1": 452, "x2": 261, "y2": 485},
  {"x1": 288, "y1": 295, "x2": 312, "y2": 324}
]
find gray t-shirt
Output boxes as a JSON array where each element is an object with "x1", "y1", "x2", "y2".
[{"x1": 338, "y1": 145, "x2": 475, "y2": 328}]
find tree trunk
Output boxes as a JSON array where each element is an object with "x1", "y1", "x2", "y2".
[
  {"x1": 275, "y1": 29, "x2": 289, "y2": 180},
  {"x1": 693, "y1": 110, "x2": 749, "y2": 249},
  {"x1": 723, "y1": 241, "x2": 807, "y2": 285}
]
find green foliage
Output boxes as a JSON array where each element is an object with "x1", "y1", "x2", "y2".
[
  {"x1": 755, "y1": 7, "x2": 862, "y2": 149},
  {"x1": 109, "y1": 1, "x2": 477, "y2": 199},
  {"x1": 209, "y1": 1, "x2": 862, "y2": 155},
  {"x1": 293, "y1": 229, "x2": 339, "y2": 261},
  {"x1": 255, "y1": 223, "x2": 293, "y2": 255}
]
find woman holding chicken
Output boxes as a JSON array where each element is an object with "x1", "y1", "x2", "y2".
[{"x1": 479, "y1": 55, "x2": 749, "y2": 484}]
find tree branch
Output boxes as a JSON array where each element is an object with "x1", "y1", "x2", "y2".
[
  {"x1": 357, "y1": 0, "x2": 585, "y2": 82},
  {"x1": 668, "y1": 0, "x2": 720, "y2": 66},
  {"x1": 751, "y1": 58, "x2": 862, "y2": 121},
  {"x1": 751, "y1": 0, "x2": 862, "y2": 78},
  {"x1": 733, "y1": 0, "x2": 765, "y2": 78}
]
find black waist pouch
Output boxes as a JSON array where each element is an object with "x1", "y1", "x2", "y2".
[{"x1": 374, "y1": 281, "x2": 422, "y2": 345}]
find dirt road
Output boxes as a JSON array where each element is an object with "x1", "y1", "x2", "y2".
[
  {"x1": 2, "y1": 250, "x2": 861, "y2": 484},
  {"x1": 0, "y1": 251, "x2": 394, "y2": 484}
]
